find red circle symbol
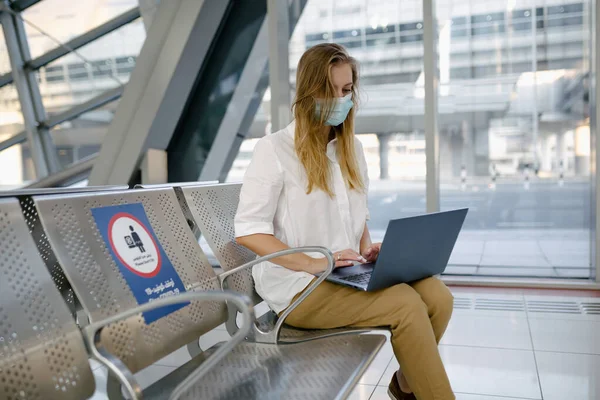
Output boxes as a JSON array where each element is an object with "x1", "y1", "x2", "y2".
[{"x1": 107, "y1": 212, "x2": 162, "y2": 278}]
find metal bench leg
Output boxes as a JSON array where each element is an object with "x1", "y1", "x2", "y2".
[
  {"x1": 225, "y1": 302, "x2": 240, "y2": 337},
  {"x1": 186, "y1": 339, "x2": 203, "y2": 359}
]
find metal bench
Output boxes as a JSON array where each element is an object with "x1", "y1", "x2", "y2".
[
  {"x1": 0, "y1": 186, "x2": 127, "y2": 320},
  {"x1": 0, "y1": 193, "x2": 255, "y2": 400},
  {"x1": 180, "y1": 183, "x2": 387, "y2": 343},
  {"x1": 34, "y1": 187, "x2": 386, "y2": 399},
  {"x1": 0, "y1": 197, "x2": 96, "y2": 400}
]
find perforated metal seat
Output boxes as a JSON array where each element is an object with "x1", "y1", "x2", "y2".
[
  {"x1": 181, "y1": 183, "x2": 386, "y2": 343},
  {"x1": 0, "y1": 198, "x2": 95, "y2": 400},
  {"x1": 0, "y1": 186, "x2": 127, "y2": 319},
  {"x1": 35, "y1": 188, "x2": 385, "y2": 399}
]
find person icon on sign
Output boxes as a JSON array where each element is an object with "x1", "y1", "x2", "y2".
[{"x1": 129, "y1": 225, "x2": 146, "y2": 253}]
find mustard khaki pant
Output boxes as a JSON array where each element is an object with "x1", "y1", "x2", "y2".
[{"x1": 285, "y1": 277, "x2": 455, "y2": 400}]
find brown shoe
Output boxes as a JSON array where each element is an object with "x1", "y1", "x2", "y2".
[{"x1": 388, "y1": 376, "x2": 417, "y2": 400}]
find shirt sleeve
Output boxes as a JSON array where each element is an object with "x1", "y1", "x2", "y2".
[
  {"x1": 234, "y1": 137, "x2": 284, "y2": 238},
  {"x1": 355, "y1": 138, "x2": 370, "y2": 221}
]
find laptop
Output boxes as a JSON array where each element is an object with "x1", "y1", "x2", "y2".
[{"x1": 326, "y1": 208, "x2": 468, "y2": 292}]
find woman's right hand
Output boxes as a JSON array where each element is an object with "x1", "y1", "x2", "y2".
[
  {"x1": 333, "y1": 249, "x2": 367, "y2": 268},
  {"x1": 310, "y1": 248, "x2": 367, "y2": 274}
]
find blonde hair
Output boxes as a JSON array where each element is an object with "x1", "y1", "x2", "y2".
[{"x1": 292, "y1": 43, "x2": 364, "y2": 197}]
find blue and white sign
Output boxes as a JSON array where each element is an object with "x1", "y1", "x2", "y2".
[{"x1": 91, "y1": 203, "x2": 188, "y2": 324}]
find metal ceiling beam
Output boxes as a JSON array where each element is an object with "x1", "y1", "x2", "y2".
[
  {"x1": 0, "y1": 131, "x2": 27, "y2": 152},
  {"x1": 28, "y1": 7, "x2": 141, "y2": 70},
  {"x1": 43, "y1": 86, "x2": 123, "y2": 129},
  {"x1": 0, "y1": 72, "x2": 12, "y2": 88},
  {"x1": 8, "y1": 0, "x2": 43, "y2": 12},
  {"x1": 24, "y1": 155, "x2": 98, "y2": 188}
]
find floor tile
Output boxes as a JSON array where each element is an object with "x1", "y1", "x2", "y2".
[
  {"x1": 455, "y1": 394, "x2": 534, "y2": 400},
  {"x1": 441, "y1": 314, "x2": 533, "y2": 350},
  {"x1": 379, "y1": 357, "x2": 398, "y2": 387},
  {"x1": 154, "y1": 344, "x2": 192, "y2": 367},
  {"x1": 529, "y1": 318, "x2": 600, "y2": 354},
  {"x1": 347, "y1": 384, "x2": 376, "y2": 400},
  {"x1": 358, "y1": 340, "x2": 394, "y2": 386},
  {"x1": 198, "y1": 328, "x2": 231, "y2": 351},
  {"x1": 440, "y1": 346, "x2": 541, "y2": 399},
  {"x1": 536, "y1": 351, "x2": 600, "y2": 400},
  {"x1": 369, "y1": 386, "x2": 392, "y2": 400},
  {"x1": 134, "y1": 364, "x2": 177, "y2": 389}
]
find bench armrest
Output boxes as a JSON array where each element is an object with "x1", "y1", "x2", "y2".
[
  {"x1": 218, "y1": 246, "x2": 334, "y2": 344},
  {"x1": 82, "y1": 291, "x2": 254, "y2": 400}
]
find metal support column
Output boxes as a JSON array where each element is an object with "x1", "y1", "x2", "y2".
[
  {"x1": 592, "y1": 0, "x2": 599, "y2": 282},
  {"x1": 0, "y1": 4, "x2": 60, "y2": 177},
  {"x1": 139, "y1": 0, "x2": 161, "y2": 31},
  {"x1": 423, "y1": 0, "x2": 440, "y2": 213},
  {"x1": 378, "y1": 133, "x2": 390, "y2": 180},
  {"x1": 267, "y1": 0, "x2": 291, "y2": 132}
]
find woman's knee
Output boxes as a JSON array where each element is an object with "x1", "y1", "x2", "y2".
[
  {"x1": 386, "y1": 283, "x2": 429, "y2": 318},
  {"x1": 413, "y1": 278, "x2": 454, "y2": 319}
]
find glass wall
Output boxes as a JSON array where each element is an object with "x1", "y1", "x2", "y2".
[
  {"x1": 436, "y1": 0, "x2": 592, "y2": 278},
  {"x1": 37, "y1": 19, "x2": 146, "y2": 114},
  {"x1": 22, "y1": 0, "x2": 140, "y2": 59},
  {"x1": 0, "y1": 0, "x2": 147, "y2": 185},
  {"x1": 50, "y1": 100, "x2": 119, "y2": 168},
  {"x1": 226, "y1": 0, "x2": 594, "y2": 281}
]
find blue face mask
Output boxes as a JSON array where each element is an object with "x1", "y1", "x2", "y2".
[{"x1": 315, "y1": 93, "x2": 354, "y2": 126}]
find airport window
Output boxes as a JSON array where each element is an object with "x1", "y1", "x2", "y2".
[
  {"x1": 91, "y1": 60, "x2": 113, "y2": 77},
  {"x1": 366, "y1": 25, "x2": 395, "y2": 35},
  {"x1": 547, "y1": 3, "x2": 584, "y2": 15},
  {"x1": 68, "y1": 63, "x2": 89, "y2": 80},
  {"x1": 399, "y1": 22, "x2": 423, "y2": 32},
  {"x1": 366, "y1": 37, "x2": 396, "y2": 47},
  {"x1": 45, "y1": 65, "x2": 65, "y2": 82},
  {"x1": 333, "y1": 29, "x2": 363, "y2": 39},
  {"x1": 547, "y1": 16, "x2": 584, "y2": 28}
]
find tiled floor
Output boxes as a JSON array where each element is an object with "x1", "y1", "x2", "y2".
[{"x1": 88, "y1": 290, "x2": 600, "y2": 400}]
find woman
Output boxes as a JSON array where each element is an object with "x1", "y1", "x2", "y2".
[{"x1": 235, "y1": 43, "x2": 455, "y2": 400}]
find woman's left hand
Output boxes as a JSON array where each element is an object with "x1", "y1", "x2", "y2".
[{"x1": 362, "y1": 243, "x2": 382, "y2": 263}]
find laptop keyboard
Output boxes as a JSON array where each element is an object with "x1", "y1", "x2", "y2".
[{"x1": 343, "y1": 271, "x2": 373, "y2": 286}]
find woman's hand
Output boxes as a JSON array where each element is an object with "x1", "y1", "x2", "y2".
[
  {"x1": 333, "y1": 249, "x2": 367, "y2": 268},
  {"x1": 362, "y1": 243, "x2": 382, "y2": 263},
  {"x1": 309, "y1": 248, "x2": 366, "y2": 274}
]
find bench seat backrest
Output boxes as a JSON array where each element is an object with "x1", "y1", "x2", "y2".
[
  {"x1": 34, "y1": 188, "x2": 227, "y2": 373},
  {"x1": 181, "y1": 184, "x2": 259, "y2": 301},
  {"x1": 0, "y1": 198, "x2": 94, "y2": 400}
]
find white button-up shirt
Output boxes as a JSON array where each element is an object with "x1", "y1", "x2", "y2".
[{"x1": 234, "y1": 121, "x2": 370, "y2": 313}]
